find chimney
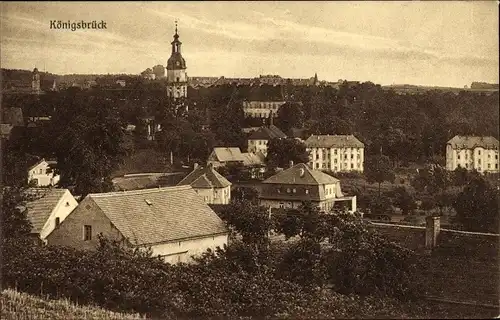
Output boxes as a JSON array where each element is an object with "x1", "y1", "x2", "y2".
[
  {"x1": 289, "y1": 160, "x2": 294, "y2": 168},
  {"x1": 425, "y1": 216, "x2": 441, "y2": 250},
  {"x1": 208, "y1": 163, "x2": 213, "y2": 169},
  {"x1": 193, "y1": 163, "x2": 199, "y2": 170}
]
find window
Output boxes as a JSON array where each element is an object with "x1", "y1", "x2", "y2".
[
  {"x1": 351, "y1": 163, "x2": 354, "y2": 169},
  {"x1": 496, "y1": 154, "x2": 498, "y2": 160},
  {"x1": 457, "y1": 155, "x2": 460, "y2": 160},
  {"x1": 305, "y1": 189, "x2": 309, "y2": 194},
  {"x1": 277, "y1": 188, "x2": 281, "y2": 193},
  {"x1": 279, "y1": 203, "x2": 285, "y2": 208},
  {"x1": 83, "y1": 225, "x2": 92, "y2": 241},
  {"x1": 316, "y1": 163, "x2": 320, "y2": 169},
  {"x1": 351, "y1": 154, "x2": 354, "y2": 159},
  {"x1": 496, "y1": 164, "x2": 498, "y2": 169},
  {"x1": 176, "y1": 77, "x2": 180, "y2": 82},
  {"x1": 478, "y1": 150, "x2": 481, "y2": 155},
  {"x1": 478, "y1": 159, "x2": 481, "y2": 164},
  {"x1": 55, "y1": 217, "x2": 60, "y2": 227},
  {"x1": 488, "y1": 164, "x2": 491, "y2": 169},
  {"x1": 39, "y1": 169, "x2": 43, "y2": 174},
  {"x1": 334, "y1": 159, "x2": 337, "y2": 164},
  {"x1": 334, "y1": 149, "x2": 338, "y2": 155},
  {"x1": 344, "y1": 155, "x2": 347, "y2": 160},
  {"x1": 287, "y1": 188, "x2": 291, "y2": 193},
  {"x1": 292, "y1": 188, "x2": 296, "y2": 193}
]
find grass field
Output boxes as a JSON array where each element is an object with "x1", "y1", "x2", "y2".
[{"x1": 1, "y1": 289, "x2": 146, "y2": 320}]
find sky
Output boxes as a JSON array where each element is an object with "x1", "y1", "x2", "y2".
[{"x1": 1, "y1": 1, "x2": 498, "y2": 87}]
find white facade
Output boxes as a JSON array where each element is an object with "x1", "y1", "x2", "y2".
[
  {"x1": 28, "y1": 160, "x2": 60, "y2": 186},
  {"x1": 166, "y1": 69, "x2": 188, "y2": 99},
  {"x1": 193, "y1": 186, "x2": 231, "y2": 205},
  {"x1": 39, "y1": 190, "x2": 78, "y2": 241},
  {"x1": 248, "y1": 139, "x2": 269, "y2": 155},
  {"x1": 149, "y1": 234, "x2": 228, "y2": 264},
  {"x1": 307, "y1": 146, "x2": 364, "y2": 172},
  {"x1": 446, "y1": 145, "x2": 499, "y2": 173},
  {"x1": 243, "y1": 101, "x2": 286, "y2": 118}
]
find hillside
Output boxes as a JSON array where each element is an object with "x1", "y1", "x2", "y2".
[{"x1": 1, "y1": 289, "x2": 146, "y2": 320}]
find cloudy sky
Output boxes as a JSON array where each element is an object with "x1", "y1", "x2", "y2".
[{"x1": 1, "y1": 1, "x2": 498, "y2": 87}]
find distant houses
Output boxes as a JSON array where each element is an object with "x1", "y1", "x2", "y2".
[
  {"x1": 28, "y1": 159, "x2": 60, "y2": 187},
  {"x1": 305, "y1": 135, "x2": 365, "y2": 173},
  {"x1": 247, "y1": 118, "x2": 287, "y2": 156},
  {"x1": 46, "y1": 186, "x2": 229, "y2": 264},
  {"x1": 445, "y1": 135, "x2": 499, "y2": 173},
  {"x1": 259, "y1": 162, "x2": 356, "y2": 213},
  {"x1": 177, "y1": 163, "x2": 232, "y2": 204}
]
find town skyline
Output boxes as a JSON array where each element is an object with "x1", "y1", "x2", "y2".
[{"x1": 1, "y1": 1, "x2": 498, "y2": 88}]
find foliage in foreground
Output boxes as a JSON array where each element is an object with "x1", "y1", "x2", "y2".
[{"x1": 1, "y1": 289, "x2": 145, "y2": 320}]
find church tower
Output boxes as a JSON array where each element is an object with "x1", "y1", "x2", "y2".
[
  {"x1": 166, "y1": 22, "x2": 188, "y2": 99},
  {"x1": 32, "y1": 67, "x2": 41, "y2": 94}
]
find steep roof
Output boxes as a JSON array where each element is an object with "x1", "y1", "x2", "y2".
[
  {"x1": 26, "y1": 189, "x2": 69, "y2": 233},
  {"x1": 28, "y1": 159, "x2": 57, "y2": 171},
  {"x1": 87, "y1": 186, "x2": 228, "y2": 245},
  {"x1": 305, "y1": 135, "x2": 364, "y2": 148},
  {"x1": 447, "y1": 135, "x2": 499, "y2": 149},
  {"x1": 212, "y1": 147, "x2": 245, "y2": 162},
  {"x1": 263, "y1": 163, "x2": 339, "y2": 185},
  {"x1": 177, "y1": 165, "x2": 231, "y2": 189},
  {"x1": 248, "y1": 125, "x2": 287, "y2": 140}
]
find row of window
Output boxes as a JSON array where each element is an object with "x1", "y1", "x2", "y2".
[
  {"x1": 457, "y1": 154, "x2": 498, "y2": 160},
  {"x1": 311, "y1": 162, "x2": 362, "y2": 170},
  {"x1": 311, "y1": 148, "x2": 362, "y2": 155},
  {"x1": 32, "y1": 168, "x2": 53, "y2": 175},
  {"x1": 277, "y1": 187, "x2": 310, "y2": 194},
  {"x1": 243, "y1": 102, "x2": 284, "y2": 109},
  {"x1": 459, "y1": 163, "x2": 498, "y2": 170},
  {"x1": 312, "y1": 154, "x2": 362, "y2": 161}
]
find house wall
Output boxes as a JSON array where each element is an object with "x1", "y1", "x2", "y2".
[
  {"x1": 150, "y1": 234, "x2": 228, "y2": 264},
  {"x1": 307, "y1": 147, "x2": 364, "y2": 173},
  {"x1": 446, "y1": 145, "x2": 499, "y2": 172},
  {"x1": 194, "y1": 186, "x2": 231, "y2": 205},
  {"x1": 46, "y1": 197, "x2": 125, "y2": 251},
  {"x1": 28, "y1": 161, "x2": 60, "y2": 187},
  {"x1": 248, "y1": 139, "x2": 268, "y2": 155},
  {"x1": 39, "y1": 190, "x2": 78, "y2": 241}
]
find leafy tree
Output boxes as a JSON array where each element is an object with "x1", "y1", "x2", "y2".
[
  {"x1": 308, "y1": 116, "x2": 353, "y2": 135},
  {"x1": 453, "y1": 177, "x2": 499, "y2": 233},
  {"x1": 411, "y1": 165, "x2": 450, "y2": 194},
  {"x1": 364, "y1": 155, "x2": 395, "y2": 197},
  {"x1": 276, "y1": 102, "x2": 305, "y2": 134},
  {"x1": 231, "y1": 187, "x2": 259, "y2": 204},
  {"x1": 51, "y1": 95, "x2": 129, "y2": 197},
  {"x1": 266, "y1": 138, "x2": 309, "y2": 169},
  {"x1": 386, "y1": 187, "x2": 417, "y2": 215}
]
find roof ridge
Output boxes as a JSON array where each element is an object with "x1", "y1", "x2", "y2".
[{"x1": 89, "y1": 185, "x2": 192, "y2": 197}]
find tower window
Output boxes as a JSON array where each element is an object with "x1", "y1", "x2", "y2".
[{"x1": 176, "y1": 77, "x2": 180, "y2": 82}]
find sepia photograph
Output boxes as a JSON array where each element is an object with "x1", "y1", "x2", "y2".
[{"x1": 0, "y1": 1, "x2": 499, "y2": 319}]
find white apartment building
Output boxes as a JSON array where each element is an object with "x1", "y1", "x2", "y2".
[
  {"x1": 305, "y1": 135, "x2": 365, "y2": 173},
  {"x1": 445, "y1": 135, "x2": 499, "y2": 173},
  {"x1": 242, "y1": 101, "x2": 286, "y2": 118}
]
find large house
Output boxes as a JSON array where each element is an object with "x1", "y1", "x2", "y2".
[
  {"x1": 305, "y1": 135, "x2": 365, "y2": 172},
  {"x1": 259, "y1": 162, "x2": 356, "y2": 213},
  {"x1": 28, "y1": 159, "x2": 60, "y2": 187},
  {"x1": 247, "y1": 118, "x2": 287, "y2": 156},
  {"x1": 445, "y1": 135, "x2": 499, "y2": 173},
  {"x1": 25, "y1": 188, "x2": 78, "y2": 242},
  {"x1": 46, "y1": 186, "x2": 229, "y2": 264},
  {"x1": 177, "y1": 163, "x2": 232, "y2": 204}
]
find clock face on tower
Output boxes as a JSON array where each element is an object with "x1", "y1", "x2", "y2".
[{"x1": 176, "y1": 61, "x2": 180, "y2": 67}]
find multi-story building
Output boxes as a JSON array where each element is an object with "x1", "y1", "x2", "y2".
[
  {"x1": 177, "y1": 163, "x2": 232, "y2": 204},
  {"x1": 247, "y1": 117, "x2": 287, "y2": 156},
  {"x1": 259, "y1": 162, "x2": 356, "y2": 213},
  {"x1": 243, "y1": 101, "x2": 286, "y2": 119},
  {"x1": 445, "y1": 135, "x2": 499, "y2": 173},
  {"x1": 166, "y1": 22, "x2": 188, "y2": 99},
  {"x1": 304, "y1": 135, "x2": 365, "y2": 172}
]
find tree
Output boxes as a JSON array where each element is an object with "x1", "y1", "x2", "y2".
[
  {"x1": 386, "y1": 187, "x2": 417, "y2": 215},
  {"x1": 411, "y1": 165, "x2": 450, "y2": 194},
  {"x1": 453, "y1": 177, "x2": 499, "y2": 233},
  {"x1": 276, "y1": 102, "x2": 305, "y2": 134},
  {"x1": 51, "y1": 95, "x2": 129, "y2": 197},
  {"x1": 364, "y1": 155, "x2": 395, "y2": 197},
  {"x1": 231, "y1": 187, "x2": 259, "y2": 204},
  {"x1": 266, "y1": 138, "x2": 309, "y2": 169}
]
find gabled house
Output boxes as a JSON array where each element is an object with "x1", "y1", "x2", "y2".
[
  {"x1": 177, "y1": 163, "x2": 232, "y2": 204},
  {"x1": 259, "y1": 162, "x2": 356, "y2": 213},
  {"x1": 25, "y1": 188, "x2": 78, "y2": 242},
  {"x1": 247, "y1": 117, "x2": 287, "y2": 156},
  {"x1": 207, "y1": 147, "x2": 246, "y2": 168},
  {"x1": 446, "y1": 135, "x2": 499, "y2": 173},
  {"x1": 28, "y1": 159, "x2": 60, "y2": 187},
  {"x1": 46, "y1": 186, "x2": 229, "y2": 264}
]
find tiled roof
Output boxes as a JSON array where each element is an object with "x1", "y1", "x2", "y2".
[
  {"x1": 248, "y1": 125, "x2": 287, "y2": 140},
  {"x1": 305, "y1": 135, "x2": 364, "y2": 148},
  {"x1": 26, "y1": 188, "x2": 69, "y2": 233},
  {"x1": 263, "y1": 163, "x2": 339, "y2": 185},
  {"x1": 242, "y1": 152, "x2": 265, "y2": 166},
  {"x1": 28, "y1": 159, "x2": 57, "y2": 171},
  {"x1": 212, "y1": 147, "x2": 245, "y2": 162},
  {"x1": 87, "y1": 186, "x2": 228, "y2": 245},
  {"x1": 177, "y1": 165, "x2": 231, "y2": 189},
  {"x1": 447, "y1": 135, "x2": 499, "y2": 149}
]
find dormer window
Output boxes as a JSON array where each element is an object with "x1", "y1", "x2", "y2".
[{"x1": 286, "y1": 188, "x2": 291, "y2": 193}]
